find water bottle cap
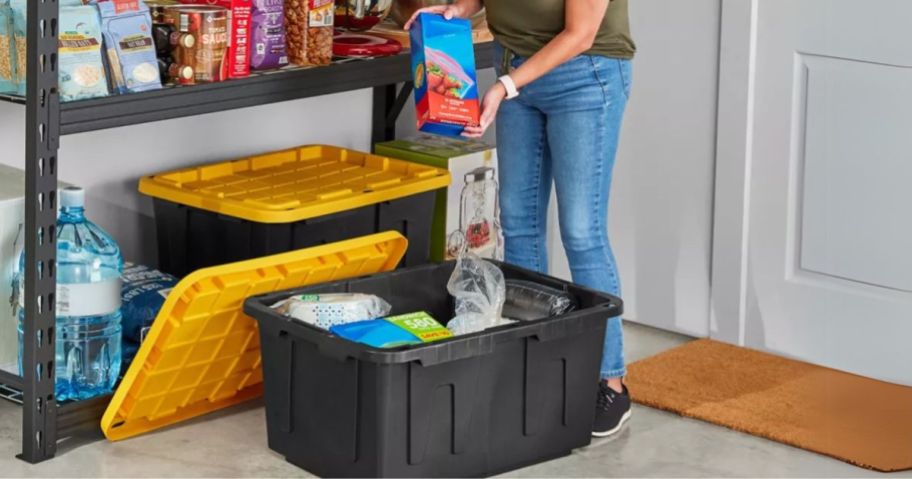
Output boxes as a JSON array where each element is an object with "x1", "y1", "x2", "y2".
[{"x1": 60, "y1": 187, "x2": 85, "y2": 208}]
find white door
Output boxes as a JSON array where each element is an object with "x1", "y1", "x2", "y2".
[{"x1": 713, "y1": 0, "x2": 912, "y2": 385}]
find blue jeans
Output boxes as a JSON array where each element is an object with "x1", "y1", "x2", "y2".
[{"x1": 495, "y1": 43, "x2": 631, "y2": 379}]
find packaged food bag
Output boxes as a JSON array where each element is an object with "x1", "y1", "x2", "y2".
[
  {"x1": 329, "y1": 312, "x2": 451, "y2": 349},
  {"x1": 385, "y1": 312, "x2": 453, "y2": 343},
  {"x1": 98, "y1": 0, "x2": 162, "y2": 94},
  {"x1": 121, "y1": 263, "x2": 178, "y2": 343},
  {"x1": 250, "y1": 0, "x2": 288, "y2": 70},
  {"x1": 270, "y1": 293, "x2": 391, "y2": 330},
  {"x1": 410, "y1": 12, "x2": 480, "y2": 136},
  {"x1": 11, "y1": 2, "x2": 110, "y2": 101},
  {"x1": 0, "y1": 0, "x2": 15, "y2": 94}
]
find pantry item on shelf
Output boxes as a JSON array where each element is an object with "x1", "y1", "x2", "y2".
[
  {"x1": 17, "y1": 187, "x2": 123, "y2": 402},
  {"x1": 375, "y1": 135, "x2": 501, "y2": 262},
  {"x1": 271, "y1": 293, "x2": 391, "y2": 330},
  {"x1": 11, "y1": 1, "x2": 110, "y2": 100},
  {"x1": 180, "y1": 0, "x2": 251, "y2": 79},
  {"x1": 121, "y1": 263, "x2": 178, "y2": 343},
  {"x1": 384, "y1": 311, "x2": 452, "y2": 343},
  {"x1": 446, "y1": 249, "x2": 507, "y2": 335},
  {"x1": 284, "y1": 0, "x2": 333, "y2": 66},
  {"x1": 98, "y1": 0, "x2": 163, "y2": 94},
  {"x1": 147, "y1": 0, "x2": 179, "y2": 23},
  {"x1": 332, "y1": 31, "x2": 401, "y2": 58},
  {"x1": 163, "y1": 5, "x2": 230, "y2": 84},
  {"x1": 410, "y1": 12, "x2": 479, "y2": 136},
  {"x1": 334, "y1": 0, "x2": 392, "y2": 31},
  {"x1": 390, "y1": 0, "x2": 485, "y2": 29},
  {"x1": 250, "y1": 0, "x2": 289, "y2": 70},
  {"x1": 0, "y1": 0, "x2": 14, "y2": 94},
  {"x1": 502, "y1": 279, "x2": 577, "y2": 321},
  {"x1": 329, "y1": 319, "x2": 421, "y2": 348}
]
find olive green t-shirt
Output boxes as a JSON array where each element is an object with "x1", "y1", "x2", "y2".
[{"x1": 484, "y1": 0, "x2": 635, "y2": 59}]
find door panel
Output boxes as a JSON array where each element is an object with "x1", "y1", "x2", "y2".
[{"x1": 713, "y1": 0, "x2": 912, "y2": 385}]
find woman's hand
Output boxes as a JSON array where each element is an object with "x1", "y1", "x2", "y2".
[
  {"x1": 403, "y1": 4, "x2": 464, "y2": 30},
  {"x1": 462, "y1": 82, "x2": 507, "y2": 138}
]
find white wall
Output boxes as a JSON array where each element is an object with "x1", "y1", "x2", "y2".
[
  {"x1": 0, "y1": 91, "x2": 373, "y2": 265},
  {"x1": 0, "y1": 1, "x2": 722, "y2": 338},
  {"x1": 549, "y1": 0, "x2": 721, "y2": 336}
]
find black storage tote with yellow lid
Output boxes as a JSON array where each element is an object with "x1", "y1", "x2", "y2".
[{"x1": 140, "y1": 145, "x2": 450, "y2": 277}]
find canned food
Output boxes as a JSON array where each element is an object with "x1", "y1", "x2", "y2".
[{"x1": 163, "y1": 5, "x2": 229, "y2": 84}]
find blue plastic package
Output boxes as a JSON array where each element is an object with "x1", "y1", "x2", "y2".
[
  {"x1": 121, "y1": 263, "x2": 178, "y2": 343},
  {"x1": 121, "y1": 339, "x2": 140, "y2": 372},
  {"x1": 329, "y1": 319, "x2": 423, "y2": 349}
]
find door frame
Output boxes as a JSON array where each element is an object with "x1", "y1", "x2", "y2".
[{"x1": 710, "y1": 0, "x2": 757, "y2": 345}]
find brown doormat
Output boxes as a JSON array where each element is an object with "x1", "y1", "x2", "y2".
[{"x1": 626, "y1": 339, "x2": 912, "y2": 472}]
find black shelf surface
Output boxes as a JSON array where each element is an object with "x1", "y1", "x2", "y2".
[{"x1": 0, "y1": 42, "x2": 493, "y2": 135}]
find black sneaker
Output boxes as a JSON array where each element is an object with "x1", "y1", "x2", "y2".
[{"x1": 593, "y1": 382, "x2": 631, "y2": 437}]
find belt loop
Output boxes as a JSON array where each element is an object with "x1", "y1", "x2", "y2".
[{"x1": 501, "y1": 46, "x2": 513, "y2": 74}]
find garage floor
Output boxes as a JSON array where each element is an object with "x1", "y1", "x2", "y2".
[{"x1": 0, "y1": 323, "x2": 904, "y2": 478}]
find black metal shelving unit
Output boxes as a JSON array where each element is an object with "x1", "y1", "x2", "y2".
[{"x1": 0, "y1": 1, "x2": 493, "y2": 462}]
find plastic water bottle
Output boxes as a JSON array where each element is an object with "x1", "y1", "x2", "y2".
[{"x1": 17, "y1": 187, "x2": 123, "y2": 401}]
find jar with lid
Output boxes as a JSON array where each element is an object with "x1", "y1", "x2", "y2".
[{"x1": 448, "y1": 166, "x2": 502, "y2": 260}]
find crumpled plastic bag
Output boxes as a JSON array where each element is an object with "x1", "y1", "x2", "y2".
[{"x1": 446, "y1": 251, "x2": 508, "y2": 335}]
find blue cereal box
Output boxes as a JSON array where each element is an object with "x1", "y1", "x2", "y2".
[{"x1": 409, "y1": 13, "x2": 479, "y2": 137}]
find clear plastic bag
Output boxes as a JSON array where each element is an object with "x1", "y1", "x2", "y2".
[
  {"x1": 271, "y1": 293, "x2": 391, "y2": 330},
  {"x1": 446, "y1": 250, "x2": 507, "y2": 335}
]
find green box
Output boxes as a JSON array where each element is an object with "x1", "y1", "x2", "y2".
[{"x1": 376, "y1": 134, "x2": 501, "y2": 262}]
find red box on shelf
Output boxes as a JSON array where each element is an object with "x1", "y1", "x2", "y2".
[{"x1": 180, "y1": 0, "x2": 252, "y2": 78}]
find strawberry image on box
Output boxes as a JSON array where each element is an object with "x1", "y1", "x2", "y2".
[
  {"x1": 181, "y1": 0, "x2": 252, "y2": 78},
  {"x1": 410, "y1": 13, "x2": 480, "y2": 137}
]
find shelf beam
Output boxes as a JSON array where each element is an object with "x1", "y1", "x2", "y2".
[{"x1": 57, "y1": 42, "x2": 493, "y2": 135}]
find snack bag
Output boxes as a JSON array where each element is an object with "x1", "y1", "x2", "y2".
[
  {"x1": 250, "y1": 0, "x2": 288, "y2": 70},
  {"x1": 98, "y1": 0, "x2": 162, "y2": 94},
  {"x1": 385, "y1": 312, "x2": 452, "y2": 343},
  {"x1": 13, "y1": 2, "x2": 111, "y2": 101},
  {"x1": 410, "y1": 13, "x2": 479, "y2": 136},
  {"x1": 0, "y1": 0, "x2": 15, "y2": 94}
]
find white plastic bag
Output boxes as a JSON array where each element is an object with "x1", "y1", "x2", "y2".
[{"x1": 446, "y1": 250, "x2": 507, "y2": 335}]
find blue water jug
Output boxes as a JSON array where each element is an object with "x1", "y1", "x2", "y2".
[{"x1": 17, "y1": 187, "x2": 123, "y2": 401}]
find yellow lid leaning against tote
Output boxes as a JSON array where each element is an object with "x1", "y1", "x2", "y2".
[{"x1": 101, "y1": 231, "x2": 408, "y2": 441}]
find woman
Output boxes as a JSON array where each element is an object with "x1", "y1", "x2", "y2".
[{"x1": 407, "y1": 0, "x2": 634, "y2": 437}]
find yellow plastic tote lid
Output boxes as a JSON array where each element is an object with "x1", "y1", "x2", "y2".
[
  {"x1": 138, "y1": 145, "x2": 451, "y2": 224},
  {"x1": 101, "y1": 232, "x2": 408, "y2": 441}
]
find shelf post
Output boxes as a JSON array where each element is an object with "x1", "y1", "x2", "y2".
[{"x1": 19, "y1": 0, "x2": 61, "y2": 464}]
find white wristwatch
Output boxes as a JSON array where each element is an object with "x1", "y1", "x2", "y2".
[{"x1": 498, "y1": 75, "x2": 520, "y2": 99}]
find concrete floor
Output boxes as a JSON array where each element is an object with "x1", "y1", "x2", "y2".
[{"x1": 0, "y1": 322, "x2": 907, "y2": 478}]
